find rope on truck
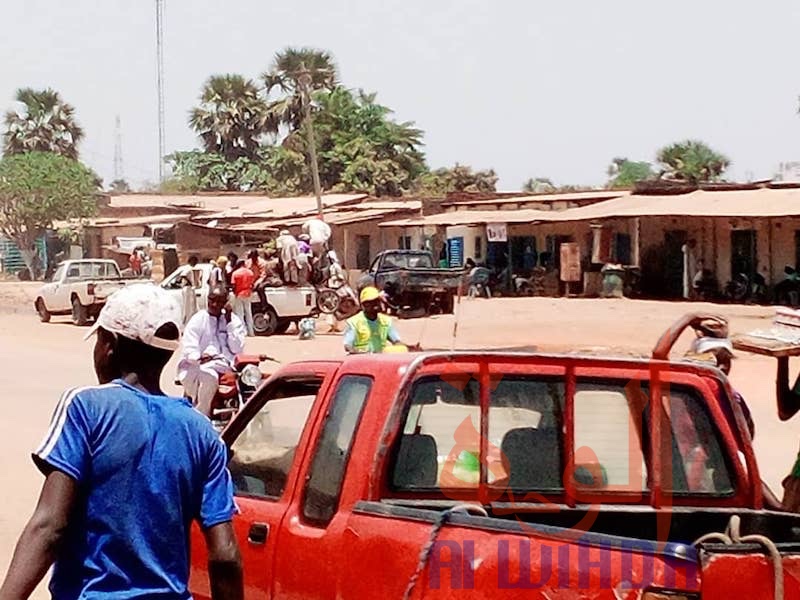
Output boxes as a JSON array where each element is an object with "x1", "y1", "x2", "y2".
[
  {"x1": 402, "y1": 504, "x2": 489, "y2": 600},
  {"x1": 693, "y1": 515, "x2": 784, "y2": 600}
]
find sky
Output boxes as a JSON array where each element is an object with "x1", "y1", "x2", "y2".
[{"x1": 2, "y1": 0, "x2": 800, "y2": 190}]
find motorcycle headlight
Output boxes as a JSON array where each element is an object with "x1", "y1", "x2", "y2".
[{"x1": 240, "y1": 364, "x2": 263, "y2": 388}]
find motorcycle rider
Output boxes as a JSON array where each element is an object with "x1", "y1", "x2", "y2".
[
  {"x1": 343, "y1": 286, "x2": 407, "y2": 354},
  {"x1": 178, "y1": 285, "x2": 247, "y2": 417}
]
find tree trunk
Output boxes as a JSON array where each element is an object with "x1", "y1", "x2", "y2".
[{"x1": 13, "y1": 233, "x2": 40, "y2": 280}]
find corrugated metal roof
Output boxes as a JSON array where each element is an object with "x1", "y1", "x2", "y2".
[
  {"x1": 201, "y1": 194, "x2": 368, "y2": 220},
  {"x1": 443, "y1": 190, "x2": 630, "y2": 207},
  {"x1": 107, "y1": 193, "x2": 368, "y2": 216},
  {"x1": 82, "y1": 213, "x2": 192, "y2": 228},
  {"x1": 380, "y1": 209, "x2": 557, "y2": 227},
  {"x1": 230, "y1": 204, "x2": 420, "y2": 230},
  {"x1": 383, "y1": 188, "x2": 800, "y2": 227}
]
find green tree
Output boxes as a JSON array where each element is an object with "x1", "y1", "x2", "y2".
[
  {"x1": 189, "y1": 75, "x2": 271, "y2": 161},
  {"x1": 606, "y1": 157, "x2": 655, "y2": 189},
  {"x1": 3, "y1": 88, "x2": 84, "y2": 159},
  {"x1": 656, "y1": 140, "x2": 730, "y2": 184},
  {"x1": 263, "y1": 47, "x2": 338, "y2": 132},
  {"x1": 308, "y1": 88, "x2": 426, "y2": 196},
  {"x1": 413, "y1": 164, "x2": 498, "y2": 196},
  {"x1": 522, "y1": 177, "x2": 556, "y2": 193},
  {"x1": 0, "y1": 152, "x2": 97, "y2": 278}
]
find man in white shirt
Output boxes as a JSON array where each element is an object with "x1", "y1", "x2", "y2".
[
  {"x1": 302, "y1": 218, "x2": 332, "y2": 257},
  {"x1": 177, "y1": 286, "x2": 247, "y2": 416}
]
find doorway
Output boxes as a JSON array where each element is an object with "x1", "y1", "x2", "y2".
[
  {"x1": 355, "y1": 235, "x2": 371, "y2": 270},
  {"x1": 731, "y1": 230, "x2": 757, "y2": 282},
  {"x1": 663, "y1": 230, "x2": 688, "y2": 299}
]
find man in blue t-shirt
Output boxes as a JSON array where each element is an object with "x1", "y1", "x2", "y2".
[{"x1": 0, "y1": 285, "x2": 243, "y2": 600}]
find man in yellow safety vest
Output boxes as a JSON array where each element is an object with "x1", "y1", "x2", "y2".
[{"x1": 343, "y1": 286, "x2": 405, "y2": 354}]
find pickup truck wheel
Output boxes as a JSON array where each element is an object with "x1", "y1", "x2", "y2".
[
  {"x1": 253, "y1": 306, "x2": 278, "y2": 336},
  {"x1": 35, "y1": 298, "x2": 51, "y2": 323},
  {"x1": 71, "y1": 296, "x2": 89, "y2": 326}
]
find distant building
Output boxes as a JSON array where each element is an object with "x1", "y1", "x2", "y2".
[{"x1": 776, "y1": 161, "x2": 800, "y2": 182}]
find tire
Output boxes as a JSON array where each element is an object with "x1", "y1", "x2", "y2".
[
  {"x1": 35, "y1": 298, "x2": 51, "y2": 323},
  {"x1": 253, "y1": 306, "x2": 279, "y2": 336},
  {"x1": 316, "y1": 288, "x2": 340, "y2": 314},
  {"x1": 519, "y1": 283, "x2": 535, "y2": 297},
  {"x1": 71, "y1": 296, "x2": 88, "y2": 326}
]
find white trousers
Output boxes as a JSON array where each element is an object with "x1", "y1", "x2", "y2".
[
  {"x1": 233, "y1": 296, "x2": 255, "y2": 336},
  {"x1": 182, "y1": 365, "x2": 220, "y2": 417}
]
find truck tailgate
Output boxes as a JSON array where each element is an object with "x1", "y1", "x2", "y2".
[{"x1": 699, "y1": 546, "x2": 800, "y2": 598}]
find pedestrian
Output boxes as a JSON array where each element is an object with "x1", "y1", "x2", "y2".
[
  {"x1": 277, "y1": 229, "x2": 299, "y2": 285},
  {"x1": 246, "y1": 249, "x2": 268, "y2": 308},
  {"x1": 225, "y1": 251, "x2": 238, "y2": 292},
  {"x1": 302, "y1": 217, "x2": 331, "y2": 258},
  {"x1": 0, "y1": 284, "x2": 243, "y2": 599},
  {"x1": 231, "y1": 259, "x2": 255, "y2": 336},
  {"x1": 208, "y1": 256, "x2": 226, "y2": 290},
  {"x1": 296, "y1": 236, "x2": 312, "y2": 285}
]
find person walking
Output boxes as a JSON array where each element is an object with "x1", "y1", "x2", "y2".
[
  {"x1": 231, "y1": 260, "x2": 255, "y2": 336},
  {"x1": 0, "y1": 284, "x2": 243, "y2": 600}
]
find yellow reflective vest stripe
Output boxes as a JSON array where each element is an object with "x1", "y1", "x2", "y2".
[{"x1": 347, "y1": 312, "x2": 392, "y2": 353}]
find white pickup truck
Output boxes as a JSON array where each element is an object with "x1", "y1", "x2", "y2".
[
  {"x1": 160, "y1": 263, "x2": 319, "y2": 336},
  {"x1": 35, "y1": 259, "x2": 150, "y2": 326}
]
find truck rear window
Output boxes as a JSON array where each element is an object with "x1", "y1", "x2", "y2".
[{"x1": 389, "y1": 374, "x2": 735, "y2": 501}]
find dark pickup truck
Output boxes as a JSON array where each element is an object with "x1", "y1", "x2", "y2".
[{"x1": 361, "y1": 250, "x2": 465, "y2": 315}]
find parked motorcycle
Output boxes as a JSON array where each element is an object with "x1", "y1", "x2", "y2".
[
  {"x1": 774, "y1": 266, "x2": 800, "y2": 307},
  {"x1": 467, "y1": 267, "x2": 492, "y2": 298},
  {"x1": 725, "y1": 272, "x2": 768, "y2": 304}
]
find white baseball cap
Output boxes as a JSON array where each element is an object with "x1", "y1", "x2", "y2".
[
  {"x1": 84, "y1": 284, "x2": 183, "y2": 351},
  {"x1": 690, "y1": 336, "x2": 735, "y2": 358}
]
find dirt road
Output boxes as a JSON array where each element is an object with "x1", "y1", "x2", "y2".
[{"x1": 0, "y1": 285, "x2": 793, "y2": 596}]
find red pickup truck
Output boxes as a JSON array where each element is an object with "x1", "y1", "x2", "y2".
[{"x1": 189, "y1": 348, "x2": 800, "y2": 599}]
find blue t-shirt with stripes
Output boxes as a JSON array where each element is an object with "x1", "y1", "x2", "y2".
[{"x1": 33, "y1": 379, "x2": 235, "y2": 599}]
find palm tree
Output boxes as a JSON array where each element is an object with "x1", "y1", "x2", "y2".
[
  {"x1": 3, "y1": 88, "x2": 84, "y2": 159},
  {"x1": 189, "y1": 75, "x2": 270, "y2": 161},
  {"x1": 262, "y1": 47, "x2": 338, "y2": 132},
  {"x1": 656, "y1": 140, "x2": 730, "y2": 184}
]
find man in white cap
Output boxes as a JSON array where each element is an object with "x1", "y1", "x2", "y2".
[
  {"x1": 0, "y1": 285, "x2": 242, "y2": 600},
  {"x1": 178, "y1": 285, "x2": 247, "y2": 417}
]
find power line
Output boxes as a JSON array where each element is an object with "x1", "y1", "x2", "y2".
[{"x1": 155, "y1": 0, "x2": 166, "y2": 183}]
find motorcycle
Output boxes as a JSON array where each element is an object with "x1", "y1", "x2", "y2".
[
  {"x1": 316, "y1": 283, "x2": 360, "y2": 321},
  {"x1": 467, "y1": 267, "x2": 492, "y2": 298},
  {"x1": 725, "y1": 272, "x2": 768, "y2": 304},
  {"x1": 180, "y1": 354, "x2": 278, "y2": 430}
]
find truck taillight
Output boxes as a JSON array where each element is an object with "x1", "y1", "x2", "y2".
[
  {"x1": 643, "y1": 592, "x2": 699, "y2": 600},
  {"x1": 87, "y1": 283, "x2": 96, "y2": 296}
]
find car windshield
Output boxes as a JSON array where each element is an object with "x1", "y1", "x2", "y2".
[{"x1": 385, "y1": 253, "x2": 433, "y2": 269}]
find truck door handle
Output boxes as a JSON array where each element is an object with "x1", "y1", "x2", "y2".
[{"x1": 247, "y1": 522, "x2": 269, "y2": 545}]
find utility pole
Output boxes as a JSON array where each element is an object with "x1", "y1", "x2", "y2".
[
  {"x1": 113, "y1": 115, "x2": 124, "y2": 183},
  {"x1": 297, "y1": 66, "x2": 323, "y2": 218},
  {"x1": 155, "y1": 0, "x2": 166, "y2": 183}
]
